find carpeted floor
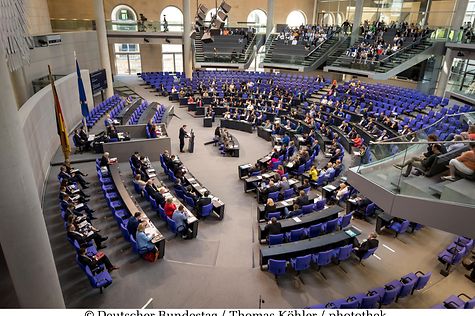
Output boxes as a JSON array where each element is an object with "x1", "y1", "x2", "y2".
[{"x1": 36, "y1": 75, "x2": 475, "y2": 309}]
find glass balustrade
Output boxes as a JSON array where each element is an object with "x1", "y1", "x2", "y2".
[{"x1": 353, "y1": 112, "x2": 475, "y2": 207}]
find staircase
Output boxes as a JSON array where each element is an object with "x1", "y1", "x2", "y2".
[
  {"x1": 261, "y1": 34, "x2": 348, "y2": 72},
  {"x1": 324, "y1": 36, "x2": 446, "y2": 80},
  {"x1": 193, "y1": 31, "x2": 205, "y2": 63},
  {"x1": 324, "y1": 37, "x2": 351, "y2": 66}
]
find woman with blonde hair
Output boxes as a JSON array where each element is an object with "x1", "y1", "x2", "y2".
[{"x1": 136, "y1": 222, "x2": 159, "y2": 262}]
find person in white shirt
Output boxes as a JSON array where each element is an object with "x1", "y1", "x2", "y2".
[
  {"x1": 447, "y1": 135, "x2": 466, "y2": 152},
  {"x1": 336, "y1": 183, "x2": 349, "y2": 201}
]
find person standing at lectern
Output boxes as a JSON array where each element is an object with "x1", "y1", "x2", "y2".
[{"x1": 179, "y1": 125, "x2": 189, "y2": 153}]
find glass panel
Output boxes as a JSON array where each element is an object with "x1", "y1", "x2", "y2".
[
  {"x1": 162, "y1": 44, "x2": 183, "y2": 53},
  {"x1": 174, "y1": 53, "x2": 184, "y2": 72},
  {"x1": 114, "y1": 43, "x2": 139, "y2": 53},
  {"x1": 162, "y1": 54, "x2": 175, "y2": 72},
  {"x1": 115, "y1": 54, "x2": 129, "y2": 74},
  {"x1": 286, "y1": 11, "x2": 307, "y2": 27},
  {"x1": 355, "y1": 110, "x2": 474, "y2": 207},
  {"x1": 160, "y1": 6, "x2": 184, "y2": 32},
  {"x1": 128, "y1": 54, "x2": 142, "y2": 74}
]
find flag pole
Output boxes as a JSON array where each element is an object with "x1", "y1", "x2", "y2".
[{"x1": 48, "y1": 65, "x2": 71, "y2": 162}]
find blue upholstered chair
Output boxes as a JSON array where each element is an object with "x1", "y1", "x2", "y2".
[
  {"x1": 285, "y1": 228, "x2": 306, "y2": 242},
  {"x1": 387, "y1": 219, "x2": 410, "y2": 237},
  {"x1": 306, "y1": 223, "x2": 323, "y2": 238},
  {"x1": 268, "y1": 259, "x2": 287, "y2": 281},
  {"x1": 200, "y1": 203, "x2": 213, "y2": 218},
  {"x1": 338, "y1": 212, "x2": 353, "y2": 229},
  {"x1": 268, "y1": 234, "x2": 284, "y2": 245},
  {"x1": 325, "y1": 218, "x2": 339, "y2": 234}
]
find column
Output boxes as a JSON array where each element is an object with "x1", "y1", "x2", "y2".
[
  {"x1": 94, "y1": 0, "x2": 114, "y2": 97},
  {"x1": 351, "y1": 0, "x2": 364, "y2": 45},
  {"x1": 436, "y1": 48, "x2": 456, "y2": 96},
  {"x1": 312, "y1": 0, "x2": 318, "y2": 25},
  {"x1": 451, "y1": 0, "x2": 470, "y2": 41},
  {"x1": 266, "y1": 0, "x2": 274, "y2": 38},
  {"x1": 0, "y1": 52, "x2": 65, "y2": 307},
  {"x1": 183, "y1": 0, "x2": 193, "y2": 79}
]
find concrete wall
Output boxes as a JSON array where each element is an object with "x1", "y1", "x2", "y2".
[
  {"x1": 26, "y1": 0, "x2": 52, "y2": 35},
  {"x1": 19, "y1": 31, "x2": 101, "y2": 101},
  {"x1": 47, "y1": 0, "x2": 316, "y2": 25},
  {"x1": 140, "y1": 44, "x2": 163, "y2": 73},
  {"x1": 17, "y1": 70, "x2": 94, "y2": 198}
]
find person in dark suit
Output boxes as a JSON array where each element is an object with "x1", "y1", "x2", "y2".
[
  {"x1": 179, "y1": 125, "x2": 189, "y2": 153},
  {"x1": 73, "y1": 129, "x2": 86, "y2": 151},
  {"x1": 77, "y1": 247, "x2": 118, "y2": 273},
  {"x1": 67, "y1": 224, "x2": 107, "y2": 249},
  {"x1": 127, "y1": 212, "x2": 142, "y2": 237},
  {"x1": 196, "y1": 191, "x2": 212, "y2": 213},
  {"x1": 145, "y1": 180, "x2": 166, "y2": 206},
  {"x1": 264, "y1": 217, "x2": 282, "y2": 237},
  {"x1": 353, "y1": 232, "x2": 379, "y2": 259},
  {"x1": 295, "y1": 190, "x2": 309, "y2": 207},
  {"x1": 130, "y1": 152, "x2": 142, "y2": 169},
  {"x1": 100, "y1": 152, "x2": 111, "y2": 168},
  {"x1": 58, "y1": 166, "x2": 89, "y2": 189}
]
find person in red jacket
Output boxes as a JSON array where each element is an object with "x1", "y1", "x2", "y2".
[{"x1": 164, "y1": 198, "x2": 177, "y2": 218}]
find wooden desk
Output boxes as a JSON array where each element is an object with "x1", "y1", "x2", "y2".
[
  {"x1": 109, "y1": 164, "x2": 166, "y2": 257},
  {"x1": 259, "y1": 227, "x2": 361, "y2": 268},
  {"x1": 258, "y1": 206, "x2": 341, "y2": 240}
]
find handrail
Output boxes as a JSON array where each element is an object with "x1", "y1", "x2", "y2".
[
  {"x1": 381, "y1": 111, "x2": 475, "y2": 142},
  {"x1": 370, "y1": 140, "x2": 474, "y2": 145},
  {"x1": 305, "y1": 36, "x2": 329, "y2": 58},
  {"x1": 377, "y1": 31, "x2": 433, "y2": 64}
]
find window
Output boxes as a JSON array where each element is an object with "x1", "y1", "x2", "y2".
[
  {"x1": 114, "y1": 43, "x2": 141, "y2": 75},
  {"x1": 162, "y1": 44, "x2": 183, "y2": 73},
  {"x1": 205, "y1": 8, "x2": 228, "y2": 26},
  {"x1": 160, "y1": 6, "x2": 184, "y2": 32},
  {"x1": 247, "y1": 9, "x2": 267, "y2": 33},
  {"x1": 286, "y1": 10, "x2": 307, "y2": 27},
  {"x1": 111, "y1": 5, "x2": 137, "y2": 31}
]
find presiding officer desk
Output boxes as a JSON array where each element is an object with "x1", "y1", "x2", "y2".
[
  {"x1": 259, "y1": 227, "x2": 361, "y2": 268},
  {"x1": 175, "y1": 156, "x2": 226, "y2": 220},
  {"x1": 258, "y1": 205, "x2": 342, "y2": 241},
  {"x1": 109, "y1": 164, "x2": 166, "y2": 257},
  {"x1": 256, "y1": 190, "x2": 321, "y2": 222}
]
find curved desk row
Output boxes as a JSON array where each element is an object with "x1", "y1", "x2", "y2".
[
  {"x1": 109, "y1": 164, "x2": 166, "y2": 258},
  {"x1": 220, "y1": 119, "x2": 253, "y2": 133},
  {"x1": 258, "y1": 205, "x2": 342, "y2": 241},
  {"x1": 259, "y1": 227, "x2": 361, "y2": 268}
]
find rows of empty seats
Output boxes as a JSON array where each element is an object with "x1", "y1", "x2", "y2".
[
  {"x1": 85, "y1": 95, "x2": 122, "y2": 128},
  {"x1": 127, "y1": 100, "x2": 150, "y2": 125},
  {"x1": 438, "y1": 236, "x2": 474, "y2": 276},
  {"x1": 307, "y1": 271, "x2": 432, "y2": 308},
  {"x1": 433, "y1": 293, "x2": 475, "y2": 309},
  {"x1": 139, "y1": 72, "x2": 189, "y2": 93},
  {"x1": 268, "y1": 212, "x2": 354, "y2": 245}
]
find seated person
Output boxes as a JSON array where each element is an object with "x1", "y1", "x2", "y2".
[
  {"x1": 60, "y1": 185, "x2": 88, "y2": 204},
  {"x1": 127, "y1": 212, "x2": 143, "y2": 238},
  {"x1": 164, "y1": 198, "x2": 177, "y2": 218},
  {"x1": 353, "y1": 232, "x2": 379, "y2": 259},
  {"x1": 134, "y1": 172, "x2": 147, "y2": 189},
  {"x1": 279, "y1": 177, "x2": 291, "y2": 193},
  {"x1": 172, "y1": 205, "x2": 189, "y2": 239},
  {"x1": 297, "y1": 179, "x2": 310, "y2": 192},
  {"x1": 295, "y1": 190, "x2": 310, "y2": 207},
  {"x1": 100, "y1": 152, "x2": 115, "y2": 168},
  {"x1": 309, "y1": 165, "x2": 319, "y2": 181},
  {"x1": 323, "y1": 162, "x2": 335, "y2": 178},
  {"x1": 184, "y1": 187, "x2": 199, "y2": 203},
  {"x1": 264, "y1": 217, "x2": 282, "y2": 237},
  {"x1": 130, "y1": 152, "x2": 142, "y2": 169},
  {"x1": 145, "y1": 180, "x2": 166, "y2": 206},
  {"x1": 77, "y1": 247, "x2": 118, "y2": 273},
  {"x1": 447, "y1": 135, "x2": 466, "y2": 152},
  {"x1": 73, "y1": 129, "x2": 87, "y2": 151},
  {"x1": 264, "y1": 198, "x2": 277, "y2": 219},
  {"x1": 335, "y1": 183, "x2": 349, "y2": 202},
  {"x1": 442, "y1": 143, "x2": 475, "y2": 181},
  {"x1": 281, "y1": 133, "x2": 291, "y2": 147},
  {"x1": 284, "y1": 203, "x2": 302, "y2": 218},
  {"x1": 136, "y1": 222, "x2": 159, "y2": 262},
  {"x1": 394, "y1": 134, "x2": 447, "y2": 177},
  {"x1": 276, "y1": 164, "x2": 285, "y2": 177},
  {"x1": 334, "y1": 159, "x2": 343, "y2": 174},
  {"x1": 195, "y1": 191, "x2": 212, "y2": 214},
  {"x1": 352, "y1": 133, "x2": 363, "y2": 148},
  {"x1": 58, "y1": 166, "x2": 89, "y2": 189},
  {"x1": 67, "y1": 223, "x2": 107, "y2": 249}
]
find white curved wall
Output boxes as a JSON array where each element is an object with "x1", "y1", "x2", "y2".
[{"x1": 18, "y1": 70, "x2": 94, "y2": 198}]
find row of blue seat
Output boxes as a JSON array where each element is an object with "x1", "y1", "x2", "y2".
[
  {"x1": 438, "y1": 236, "x2": 474, "y2": 276},
  {"x1": 268, "y1": 212, "x2": 354, "y2": 245},
  {"x1": 433, "y1": 293, "x2": 475, "y2": 309},
  {"x1": 127, "y1": 100, "x2": 149, "y2": 125},
  {"x1": 59, "y1": 176, "x2": 113, "y2": 293},
  {"x1": 307, "y1": 271, "x2": 432, "y2": 308},
  {"x1": 85, "y1": 95, "x2": 122, "y2": 128}
]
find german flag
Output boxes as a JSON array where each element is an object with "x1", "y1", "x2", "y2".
[{"x1": 48, "y1": 65, "x2": 71, "y2": 160}]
